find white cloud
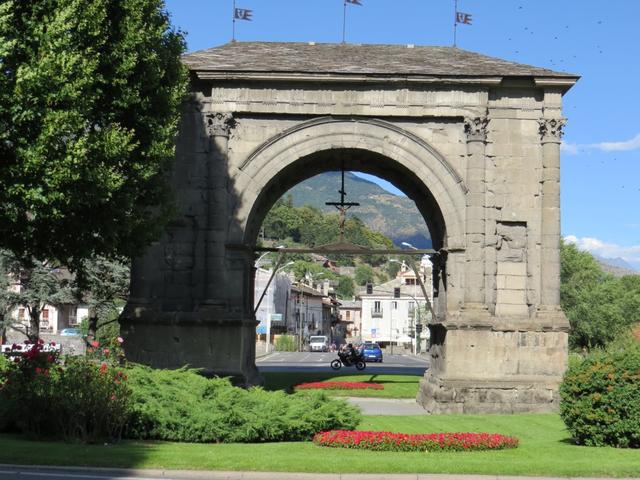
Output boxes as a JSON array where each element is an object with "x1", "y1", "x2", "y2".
[
  {"x1": 561, "y1": 133, "x2": 640, "y2": 155},
  {"x1": 593, "y1": 133, "x2": 640, "y2": 152},
  {"x1": 564, "y1": 235, "x2": 640, "y2": 270},
  {"x1": 560, "y1": 142, "x2": 580, "y2": 154}
]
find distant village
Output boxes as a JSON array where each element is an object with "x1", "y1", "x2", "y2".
[{"x1": 255, "y1": 253, "x2": 433, "y2": 354}]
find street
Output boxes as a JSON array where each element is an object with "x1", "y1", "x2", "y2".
[{"x1": 257, "y1": 351, "x2": 429, "y2": 375}]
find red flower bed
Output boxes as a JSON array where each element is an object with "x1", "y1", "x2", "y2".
[
  {"x1": 295, "y1": 381, "x2": 384, "y2": 391},
  {"x1": 313, "y1": 430, "x2": 519, "y2": 452}
]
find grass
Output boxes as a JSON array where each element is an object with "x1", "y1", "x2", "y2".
[
  {"x1": 1, "y1": 414, "x2": 639, "y2": 477},
  {"x1": 261, "y1": 372, "x2": 422, "y2": 398}
]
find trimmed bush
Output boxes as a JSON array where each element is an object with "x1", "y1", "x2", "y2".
[
  {"x1": 296, "y1": 381, "x2": 383, "y2": 391},
  {"x1": 560, "y1": 341, "x2": 640, "y2": 447},
  {"x1": 313, "y1": 430, "x2": 519, "y2": 452},
  {"x1": 125, "y1": 365, "x2": 361, "y2": 443}
]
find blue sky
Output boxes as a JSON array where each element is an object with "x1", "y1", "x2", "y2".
[{"x1": 165, "y1": 0, "x2": 640, "y2": 269}]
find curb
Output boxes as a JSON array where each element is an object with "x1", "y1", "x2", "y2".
[{"x1": 0, "y1": 464, "x2": 623, "y2": 480}]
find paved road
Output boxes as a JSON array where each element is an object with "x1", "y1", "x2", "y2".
[{"x1": 257, "y1": 351, "x2": 429, "y2": 375}]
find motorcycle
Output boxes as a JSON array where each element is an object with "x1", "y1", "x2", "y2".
[{"x1": 330, "y1": 349, "x2": 366, "y2": 371}]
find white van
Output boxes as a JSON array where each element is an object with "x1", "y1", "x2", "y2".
[{"x1": 309, "y1": 335, "x2": 329, "y2": 352}]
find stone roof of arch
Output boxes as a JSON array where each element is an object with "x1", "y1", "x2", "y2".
[{"x1": 182, "y1": 41, "x2": 578, "y2": 78}]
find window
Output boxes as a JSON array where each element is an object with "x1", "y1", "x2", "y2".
[
  {"x1": 346, "y1": 311, "x2": 351, "y2": 320},
  {"x1": 18, "y1": 308, "x2": 25, "y2": 319},
  {"x1": 392, "y1": 301, "x2": 398, "y2": 309},
  {"x1": 42, "y1": 309, "x2": 49, "y2": 320},
  {"x1": 374, "y1": 301, "x2": 381, "y2": 313}
]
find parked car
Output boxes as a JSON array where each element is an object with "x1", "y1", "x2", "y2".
[
  {"x1": 309, "y1": 335, "x2": 329, "y2": 352},
  {"x1": 361, "y1": 341, "x2": 383, "y2": 362},
  {"x1": 59, "y1": 328, "x2": 82, "y2": 336}
]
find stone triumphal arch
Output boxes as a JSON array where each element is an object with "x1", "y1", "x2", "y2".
[{"x1": 121, "y1": 42, "x2": 579, "y2": 413}]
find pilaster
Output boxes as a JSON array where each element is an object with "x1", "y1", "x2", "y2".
[
  {"x1": 538, "y1": 118, "x2": 564, "y2": 309},
  {"x1": 463, "y1": 116, "x2": 489, "y2": 308},
  {"x1": 204, "y1": 112, "x2": 235, "y2": 305}
]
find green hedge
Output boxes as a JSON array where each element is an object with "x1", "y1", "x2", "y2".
[
  {"x1": 560, "y1": 340, "x2": 640, "y2": 447},
  {"x1": 125, "y1": 365, "x2": 361, "y2": 443}
]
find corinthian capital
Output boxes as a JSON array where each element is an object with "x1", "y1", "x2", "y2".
[
  {"x1": 206, "y1": 112, "x2": 235, "y2": 137},
  {"x1": 538, "y1": 118, "x2": 566, "y2": 142},
  {"x1": 464, "y1": 116, "x2": 490, "y2": 142}
]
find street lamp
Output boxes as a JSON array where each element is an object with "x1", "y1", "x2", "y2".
[
  {"x1": 398, "y1": 242, "x2": 436, "y2": 354},
  {"x1": 389, "y1": 258, "x2": 419, "y2": 356},
  {"x1": 263, "y1": 260, "x2": 294, "y2": 354},
  {"x1": 255, "y1": 245, "x2": 285, "y2": 267}
]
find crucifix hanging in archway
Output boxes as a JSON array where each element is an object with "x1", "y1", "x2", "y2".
[{"x1": 325, "y1": 164, "x2": 359, "y2": 242}]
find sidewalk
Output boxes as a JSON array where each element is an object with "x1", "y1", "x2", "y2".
[
  {"x1": 345, "y1": 396, "x2": 429, "y2": 415},
  {"x1": 0, "y1": 465, "x2": 624, "y2": 480}
]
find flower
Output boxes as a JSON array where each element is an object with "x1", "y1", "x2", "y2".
[
  {"x1": 99, "y1": 363, "x2": 108, "y2": 374},
  {"x1": 103, "y1": 348, "x2": 110, "y2": 355},
  {"x1": 50, "y1": 341, "x2": 56, "y2": 347},
  {"x1": 116, "y1": 337, "x2": 124, "y2": 344},
  {"x1": 110, "y1": 394, "x2": 117, "y2": 401},
  {"x1": 91, "y1": 340, "x2": 99, "y2": 348},
  {"x1": 313, "y1": 430, "x2": 519, "y2": 452},
  {"x1": 38, "y1": 339, "x2": 44, "y2": 345},
  {"x1": 295, "y1": 381, "x2": 384, "y2": 391}
]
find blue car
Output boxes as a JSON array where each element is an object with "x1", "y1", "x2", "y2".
[{"x1": 361, "y1": 342, "x2": 383, "y2": 363}]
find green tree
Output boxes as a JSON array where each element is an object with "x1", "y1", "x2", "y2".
[
  {"x1": 73, "y1": 256, "x2": 130, "y2": 341},
  {"x1": 335, "y1": 276, "x2": 355, "y2": 299},
  {"x1": 0, "y1": 250, "x2": 73, "y2": 342},
  {"x1": 354, "y1": 264, "x2": 375, "y2": 286},
  {"x1": 560, "y1": 241, "x2": 640, "y2": 349},
  {"x1": 0, "y1": 0, "x2": 187, "y2": 265}
]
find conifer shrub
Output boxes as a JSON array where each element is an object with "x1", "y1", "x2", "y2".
[
  {"x1": 125, "y1": 365, "x2": 361, "y2": 443},
  {"x1": 560, "y1": 339, "x2": 640, "y2": 447}
]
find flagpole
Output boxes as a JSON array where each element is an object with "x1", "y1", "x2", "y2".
[
  {"x1": 342, "y1": 1, "x2": 347, "y2": 43},
  {"x1": 453, "y1": 0, "x2": 458, "y2": 47},
  {"x1": 232, "y1": 0, "x2": 236, "y2": 42}
]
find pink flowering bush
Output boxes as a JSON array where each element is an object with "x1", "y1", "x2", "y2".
[
  {"x1": 313, "y1": 430, "x2": 519, "y2": 452},
  {"x1": 295, "y1": 381, "x2": 384, "y2": 391},
  {"x1": 0, "y1": 340, "x2": 131, "y2": 442}
]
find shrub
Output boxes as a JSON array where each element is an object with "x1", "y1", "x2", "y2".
[
  {"x1": 313, "y1": 430, "x2": 519, "y2": 452},
  {"x1": 275, "y1": 334, "x2": 297, "y2": 352},
  {"x1": 296, "y1": 381, "x2": 383, "y2": 391},
  {"x1": 560, "y1": 340, "x2": 640, "y2": 447},
  {"x1": 0, "y1": 341, "x2": 131, "y2": 442},
  {"x1": 125, "y1": 365, "x2": 360, "y2": 443}
]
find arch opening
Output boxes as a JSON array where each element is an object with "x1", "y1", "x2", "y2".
[{"x1": 244, "y1": 148, "x2": 448, "y2": 251}]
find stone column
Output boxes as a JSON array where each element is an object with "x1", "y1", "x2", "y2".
[
  {"x1": 463, "y1": 117, "x2": 489, "y2": 307},
  {"x1": 204, "y1": 112, "x2": 234, "y2": 304},
  {"x1": 538, "y1": 118, "x2": 564, "y2": 308}
]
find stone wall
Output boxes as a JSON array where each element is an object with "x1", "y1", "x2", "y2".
[{"x1": 124, "y1": 71, "x2": 572, "y2": 409}]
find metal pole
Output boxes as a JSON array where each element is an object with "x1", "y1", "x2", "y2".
[
  {"x1": 254, "y1": 253, "x2": 285, "y2": 315},
  {"x1": 232, "y1": 0, "x2": 236, "y2": 42},
  {"x1": 342, "y1": 1, "x2": 347, "y2": 43},
  {"x1": 453, "y1": 0, "x2": 458, "y2": 47}
]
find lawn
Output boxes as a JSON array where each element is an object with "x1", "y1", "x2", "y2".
[
  {"x1": 262, "y1": 372, "x2": 422, "y2": 398},
  {"x1": 1, "y1": 414, "x2": 638, "y2": 477}
]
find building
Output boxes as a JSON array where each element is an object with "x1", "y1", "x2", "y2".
[
  {"x1": 254, "y1": 267, "x2": 292, "y2": 338},
  {"x1": 359, "y1": 256, "x2": 433, "y2": 351},
  {"x1": 338, "y1": 299, "x2": 362, "y2": 341},
  {"x1": 4, "y1": 269, "x2": 89, "y2": 339}
]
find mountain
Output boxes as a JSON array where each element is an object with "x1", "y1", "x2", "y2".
[
  {"x1": 283, "y1": 172, "x2": 432, "y2": 248},
  {"x1": 593, "y1": 255, "x2": 639, "y2": 277}
]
